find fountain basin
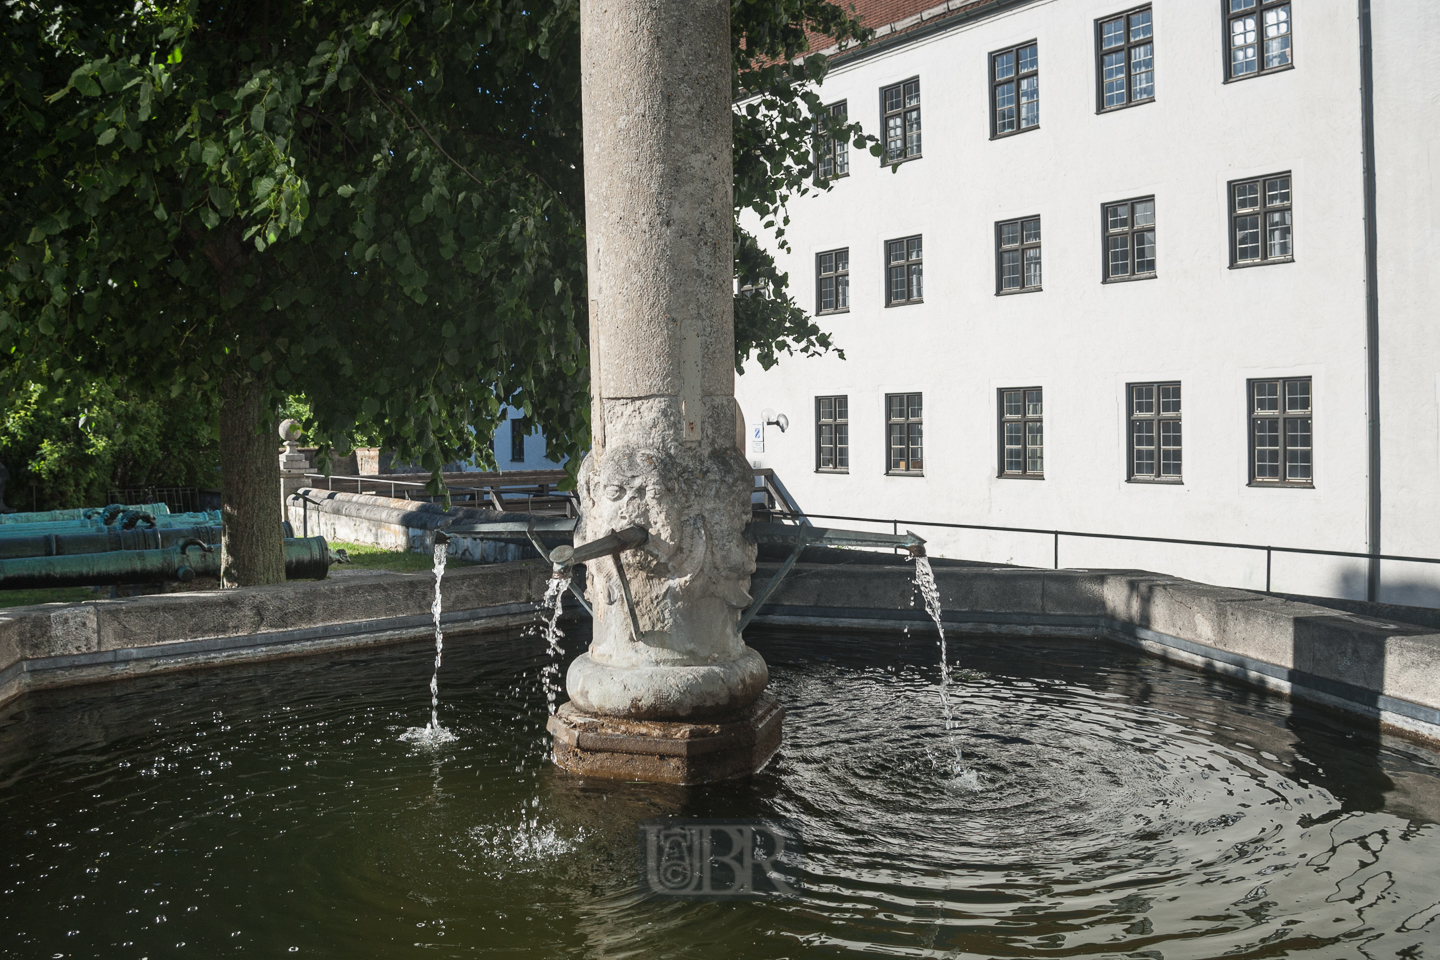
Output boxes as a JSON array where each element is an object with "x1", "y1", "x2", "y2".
[{"x1": 3, "y1": 624, "x2": 1438, "y2": 957}]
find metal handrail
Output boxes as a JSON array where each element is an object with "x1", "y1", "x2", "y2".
[
  {"x1": 302, "y1": 473, "x2": 578, "y2": 514},
  {"x1": 768, "y1": 509, "x2": 1440, "y2": 594}
]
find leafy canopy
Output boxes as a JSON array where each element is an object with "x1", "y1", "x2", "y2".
[{"x1": 2, "y1": 0, "x2": 873, "y2": 489}]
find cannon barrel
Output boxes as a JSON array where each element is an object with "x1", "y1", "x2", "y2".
[
  {"x1": 0, "y1": 536, "x2": 347, "y2": 589},
  {"x1": 0, "y1": 510, "x2": 222, "y2": 538},
  {"x1": 0, "y1": 503, "x2": 171, "y2": 525},
  {"x1": 0, "y1": 524, "x2": 225, "y2": 561}
]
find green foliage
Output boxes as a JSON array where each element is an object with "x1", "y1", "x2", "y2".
[
  {"x1": 0, "y1": 374, "x2": 220, "y2": 511},
  {"x1": 330, "y1": 540, "x2": 475, "y2": 572},
  {"x1": 0, "y1": 586, "x2": 98, "y2": 609},
  {"x1": 2, "y1": 0, "x2": 872, "y2": 497}
]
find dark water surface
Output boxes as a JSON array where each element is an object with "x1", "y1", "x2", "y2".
[{"x1": 3, "y1": 624, "x2": 1440, "y2": 958}]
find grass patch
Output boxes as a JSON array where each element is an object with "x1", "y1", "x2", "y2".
[
  {"x1": 0, "y1": 586, "x2": 98, "y2": 609},
  {"x1": 331, "y1": 541, "x2": 472, "y2": 573}
]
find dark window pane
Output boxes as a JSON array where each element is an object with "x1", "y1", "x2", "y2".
[
  {"x1": 1004, "y1": 391, "x2": 1022, "y2": 417},
  {"x1": 1109, "y1": 236, "x2": 1130, "y2": 277},
  {"x1": 1026, "y1": 390, "x2": 1042, "y2": 416},
  {"x1": 1133, "y1": 385, "x2": 1154, "y2": 415},
  {"x1": 1001, "y1": 250, "x2": 1020, "y2": 289},
  {"x1": 1159, "y1": 384, "x2": 1181, "y2": 414},
  {"x1": 1135, "y1": 230, "x2": 1156, "y2": 273},
  {"x1": 1254, "y1": 419, "x2": 1280, "y2": 478},
  {"x1": 1285, "y1": 379, "x2": 1310, "y2": 412}
]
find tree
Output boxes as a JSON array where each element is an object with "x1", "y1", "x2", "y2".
[
  {"x1": 2, "y1": 0, "x2": 872, "y2": 585},
  {"x1": 0, "y1": 370, "x2": 220, "y2": 511}
]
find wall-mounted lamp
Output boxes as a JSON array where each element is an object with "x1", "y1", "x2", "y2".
[{"x1": 761, "y1": 408, "x2": 789, "y2": 433}]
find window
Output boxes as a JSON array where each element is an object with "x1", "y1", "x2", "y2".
[
  {"x1": 881, "y1": 79, "x2": 921, "y2": 162},
  {"x1": 816, "y1": 396, "x2": 849, "y2": 472},
  {"x1": 996, "y1": 217, "x2": 1041, "y2": 293},
  {"x1": 1231, "y1": 172, "x2": 1292, "y2": 266},
  {"x1": 816, "y1": 249, "x2": 849, "y2": 314},
  {"x1": 1227, "y1": 0, "x2": 1291, "y2": 80},
  {"x1": 1098, "y1": 6, "x2": 1154, "y2": 110},
  {"x1": 509, "y1": 416, "x2": 527, "y2": 462},
  {"x1": 1104, "y1": 197, "x2": 1156, "y2": 280},
  {"x1": 886, "y1": 394, "x2": 923, "y2": 474},
  {"x1": 816, "y1": 101, "x2": 849, "y2": 180},
  {"x1": 1129, "y1": 383, "x2": 1180, "y2": 480},
  {"x1": 991, "y1": 42, "x2": 1039, "y2": 137},
  {"x1": 886, "y1": 236, "x2": 923, "y2": 305},
  {"x1": 1250, "y1": 377, "x2": 1312, "y2": 485},
  {"x1": 999, "y1": 388, "x2": 1044, "y2": 477}
]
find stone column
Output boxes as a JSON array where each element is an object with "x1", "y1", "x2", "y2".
[{"x1": 549, "y1": 0, "x2": 781, "y2": 782}]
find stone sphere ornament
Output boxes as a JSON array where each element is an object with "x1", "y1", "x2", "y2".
[{"x1": 278, "y1": 419, "x2": 303, "y2": 443}]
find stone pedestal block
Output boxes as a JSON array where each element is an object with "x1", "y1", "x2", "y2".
[{"x1": 546, "y1": 693, "x2": 784, "y2": 785}]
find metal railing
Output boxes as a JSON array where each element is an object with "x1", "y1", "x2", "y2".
[
  {"x1": 109, "y1": 486, "x2": 220, "y2": 515},
  {"x1": 302, "y1": 473, "x2": 576, "y2": 516},
  {"x1": 767, "y1": 509, "x2": 1440, "y2": 595}
]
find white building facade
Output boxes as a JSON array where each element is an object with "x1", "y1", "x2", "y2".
[{"x1": 736, "y1": 0, "x2": 1440, "y2": 604}]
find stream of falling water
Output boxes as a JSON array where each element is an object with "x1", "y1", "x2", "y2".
[
  {"x1": 537, "y1": 573, "x2": 570, "y2": 718},
  {"x1": 912, "y1": 556, "x2": 980, "y2": 789},
  {"x1": 400, "y1": 540, "x2": 457, "y2": 745}
]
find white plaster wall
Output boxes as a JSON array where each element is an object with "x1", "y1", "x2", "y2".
[
  {"x1": 1372, "y1": 1, "x2": 1440, "y2": 606},
  {"x1": 735, "y1": 0, "x2": 1435, "y2": 600},
  {"x1": 482, "y1": 404, "x2": 567, "y2": 473}
]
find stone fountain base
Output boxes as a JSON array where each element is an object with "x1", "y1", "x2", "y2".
[{"x1": 546, "y1": 693, "x2": 784, "y2": 785}]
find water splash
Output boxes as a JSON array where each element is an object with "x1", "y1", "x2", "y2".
[
  {"x1": 912, "y1": 556, "x2": 980, "y2": 790},
  {"x1": 401, "y1": 540, "x2": 457, "y2": 746},
  {"x1": 538, "y1": 574, "x2": 570, "y2": 717}
]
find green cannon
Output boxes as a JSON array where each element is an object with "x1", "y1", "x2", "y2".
[
  {"x1": 0, "y1": 536, "x2": 350, "y2": 589},
  {"x1": 0, "y1": 510, "x2": 223, "y2": 538},
  {"x1": 0, "y1": 503, "x2": 171, "y2": 525},
  {"x1": 0, "y1": 524, "x2": 225, "y2": 561}
]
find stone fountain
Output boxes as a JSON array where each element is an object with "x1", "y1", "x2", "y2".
[{"x1": 544, "y1": 0, "x2": 782, "y2": 784}]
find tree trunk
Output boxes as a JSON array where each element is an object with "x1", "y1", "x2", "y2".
[{"x1": 218, "y1": 373, "x2": 286, "y2": 587}]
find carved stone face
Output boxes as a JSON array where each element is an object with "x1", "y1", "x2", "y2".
[{"x1": 578, "y1": 443, "x2": 757, "y2": 640}]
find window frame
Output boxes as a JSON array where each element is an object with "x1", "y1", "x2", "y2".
[
  {"x1": 885, "y1": 393, "x2": 924, "y2": 476},
  {"x1": 884, "y1": 235, "x2": 924, "y2": 307},
  {"x1": 998, "y1": 387, "x2": 1045, "y2": 479},
  {"x1": 815, "y1": 100, "x2": 850, "y2": 181},
  {"x1": 815, "y1": 248, "x2": 850, "y2": 315},
  {"x1": 1229, "y1": 171, "x2": 1293, "y2": 268},
  {"x1": 990, "y1": 41, "x2": 1040, "y2": 139},
  {"x1": 1127, "y1": 381, "x2": 1182, "y2": 483},
  {"x1": 1248, "y1": 376, "x2": 1313, "y2": 487},
  {"x1": 1095, "y1": 5, "x2": 1155, "y2": 112},
  {"x1": 1102, "y1": 196, "x2": 1157, "y2": 282},
  {"x1": 509, "y1": 416, "x2": 527, "y2": 463},
  {"x1": 879, "y1": 77, "x2": 922, "y2": 164},
  {"x1": 995, "y1": 216, "x2": 1043, "y2": 295},
  {"x1": 815, "y1": 395, "x2": 850, "y2": 474},
  {"x1": 1223, "y1": 0, "x2": 1293, "y2": 83}
]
